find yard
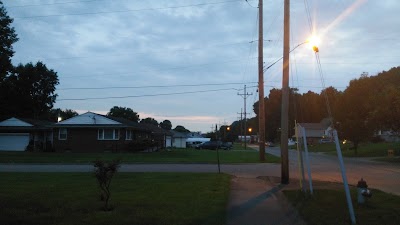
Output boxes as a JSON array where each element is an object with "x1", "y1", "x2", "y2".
[
  {"x1": 284, "y1": 187, "x2": 400, "y2": 225},
  {"x1": 0, "y1": 172, "x2": 231, "y2": 225},
  {"x1": 0, "y1": 148, "x2": 280, "y2": 164},
  {"x1": 305, "y1": 142, "x2": 400, "y2": 158}
]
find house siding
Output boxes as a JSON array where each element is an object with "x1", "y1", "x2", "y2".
[{"x1": 53, "y1": 128, "x2": 132, "y2": 152}]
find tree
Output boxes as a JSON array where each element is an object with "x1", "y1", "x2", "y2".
[
  {"x1": 335, "y1": 76, "x2": 375, "y2": 153},
  {"x1": 1, "y1": 62, "x2": 59, "y2": 119},
  {"x1": 159, "y1": 120, "x2": 172, "y2": 130},
  {"x1": 0, "y1": 1, "x2": 18, "y2": 80},
  {"x1": 319, "y1": 86, "x2": 342, "y2": 120},
  {"x1": 173, "y1": 125, "x2": 190, "y2": 133},
  {"x1": 140, "y1": 117, "x2": 159, "y2": 126},
  {"x1": 48, "y1": 108, "x2": 78, "y2": 122},
  {"x1": 0, "y1": 1, "x2": 19, "y2": 120},
  {"x1": 107, "y1": 106, "x2": 139, "y2": 122},
  {"x1": 367, "y1": 67, "x2": 400, "y2": 133}
]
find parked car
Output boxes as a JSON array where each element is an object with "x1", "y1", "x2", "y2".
[
  {"x1": 196, "y1": 141, "x2": 232, "y2": 150},
  {"x1": 220, "y1": 142, "x2": 233, "y2": 150}
]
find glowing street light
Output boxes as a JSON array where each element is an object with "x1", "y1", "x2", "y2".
[
  {"x1": 307, "y1": 35, "x2": 321, "y2": 52},
  {"x1": 263, "y1": 37, "x2": 319, "y2": 72},
  {"x1": 248, "y1": 128, "x2": 252, "y2": 133}
]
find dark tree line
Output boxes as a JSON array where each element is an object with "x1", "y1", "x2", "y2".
[
  {"x1": 106, "y1": 106, "x2": 190, "y2": 132},
  {"x1": 242, "y1": 67, "x2": 400, "y2": 149}
]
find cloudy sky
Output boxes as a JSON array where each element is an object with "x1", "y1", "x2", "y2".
[{"x1": 3, "y1": 0, "x2": 400, "y2": 132}]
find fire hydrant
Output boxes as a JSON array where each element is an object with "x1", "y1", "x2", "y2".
[{"x1": 357, "y1": 178, "x2": 372, "y2": 204}]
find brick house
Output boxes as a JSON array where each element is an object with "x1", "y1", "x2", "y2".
[{"x1": 53, "y1": 112, "x2": 167, "y2": 153}]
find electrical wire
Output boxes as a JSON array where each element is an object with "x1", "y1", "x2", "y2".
[
  {"x1": 13, "y1": 0, "x2": 244, "y2": 19},
  {"x1": 58, "y1": 82, "x2": 258, "y2": 90},
  {"x1": 244, "y1": 0, "x2": 257, "y2": 8},
  {"x1": 7, "y1": 0, "x2": 101, "y2": 8},
  {"x1": 57, "y1": 87, "x2": 240, "y2": 101},
  {"x1": 34, "y1": 40, "x2": 253, "y2": 61},
  {"x1": 303, "y1": 0, "x2": 334, "y2": 126}
]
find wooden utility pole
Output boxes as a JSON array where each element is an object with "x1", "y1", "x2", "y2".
[
  {"x1": 238, "y1": 85, "x2": 252, "y2": 150},
  {"x1": 258, "y1": 0, "x2": 265, "y2": 161},
  {"x1": 280, "y1": 0, "x2": 290, "y2": 184}
]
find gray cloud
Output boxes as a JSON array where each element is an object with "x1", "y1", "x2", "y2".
[{"x1": 3, "y1": 0, "x2": 400, "y2": 131}]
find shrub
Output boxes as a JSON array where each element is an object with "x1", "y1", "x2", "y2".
[{"x1": 93, "y1": 159, "x2": 120, "y2": 211}]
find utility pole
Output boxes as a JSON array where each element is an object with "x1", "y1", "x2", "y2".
[
  {"x1": 237, "y1": 108, "x2": 243, "y2": 140},
  {"x1": 238, "y1": 85, "x2": 252, "y2": 150},
  {"x1": 258, "y1": 0, "x2": 265, "y2": 161},
  {"x1": 216, "y1": 124, "x2": 221, "y2": 173},
  {"x1": 280, "y1": 0, "x2": 290, "y2": 184}
]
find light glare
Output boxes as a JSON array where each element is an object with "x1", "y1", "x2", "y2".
[{"x1": 307, "y1": 35, "x2": 321, "y2": 50}]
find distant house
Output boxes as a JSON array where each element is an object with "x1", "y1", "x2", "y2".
[
  {"x1": 376, "y1": 130, "x2": 400, "y2": 142},
  {"x1": 295, "y1": 121, "x2": 333, "y2": 145},
  {"x1": 171, "y1": 130, "x2": 187, "y2": 148},
  {"x1": 53, "y1": 112, "x2": 170, "y2": 153},
  {"x1": 186, "y1": 132, "x2": 204, "y2": 138},
  {"x1": 0, "y1": 117, "x2": 53, "y2": 151}
]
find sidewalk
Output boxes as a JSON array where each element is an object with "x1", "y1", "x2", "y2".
[{"x1": 226, "y1": 176, "x2": 306, "y2": 225}]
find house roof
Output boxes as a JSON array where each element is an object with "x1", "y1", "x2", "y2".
[
  {"x1": 53, "y1": 112, "x2": 171, "y2": 135},
  {"x1": 0, "y1": 117, "x2": 54, "y2": 131},
  {"x1": 56, "y1": 112, "x2": 122, "y2": 126}
]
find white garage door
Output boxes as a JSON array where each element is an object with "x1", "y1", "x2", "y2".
[{"x1": 0, "y1": 133, "x2": 30, "y2": 151}]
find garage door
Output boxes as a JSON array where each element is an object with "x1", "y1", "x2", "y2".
[{"x1": 0, "y1": 133, "x2": 30, "y2": 151}]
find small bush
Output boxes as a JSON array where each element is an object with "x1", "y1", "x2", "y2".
[{"x1": 93, "y1": 159, "x2": 120, "y2": 211}]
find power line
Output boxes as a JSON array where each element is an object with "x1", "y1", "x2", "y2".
[
  {"x1": 57, "y1": 87, "x2": 238, "y2": 101},
  {"x1": 59, "y1": 57, "x2": 257, "y2": 79},
  {"x1": 13, "y1": 0, "x2": 244, "y2": 19},
  {"x1": 244, "y1": 0, "x2": 258, "y2": 8},
  {"x1": 7, "y1": 0, "x2": 101, "y2": 8},
  {"x1": 58, "y1": 82, "x2": 258, "y2": 90},
  {"x1": 30, "y1": 40, "x2": 253, "y2": 61}
]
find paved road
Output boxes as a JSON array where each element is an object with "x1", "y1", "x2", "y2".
[
  {"x1": 265, "y1": 146, "x2": 400, "y2": 195},
  {"x1": 1, "y1": 147, "x2": 399, "y2": 195}
]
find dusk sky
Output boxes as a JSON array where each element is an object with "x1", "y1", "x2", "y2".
[{"x1": 3, "y1": 0, "x2": 399, "y2": 132}]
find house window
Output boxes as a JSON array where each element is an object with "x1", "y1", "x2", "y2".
[
  {"x1": 126, "y1": 130, "x2": 132, "y2": 140},
  {"x1": 98, "y1": 129, "x2": 119, "y2": 140},
  {"x1": 59, "y1": 128, "x2": 67, "y2": 140}
]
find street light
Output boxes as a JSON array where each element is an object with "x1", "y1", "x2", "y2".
[
  {"x1": 263, "y1": 39, "x2": 318, "y2": 73},
  {"x1": 307, "y1": 35, "x2": 320, "y2": 52}
]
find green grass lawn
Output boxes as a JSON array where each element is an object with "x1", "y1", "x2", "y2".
[
  {"x1": 306, "y1": 142, "x2": 400, "y2": 158},
  {"x1": 0, "y1": 172, "x2": 231, "y2": 225},
  {"x1": 0, "y1": 149, "x2": 280, "y2": 164},
  {"x1": 284, "y1": 188, "x2": 400, "y2": 225}
]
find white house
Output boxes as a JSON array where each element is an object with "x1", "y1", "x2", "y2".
[
  {"x1": 0, "y1": 117, "x2": 53, "y2": 151},
  {"x1": 171, "y1": 130, "x2": 187, "y2": 148}
]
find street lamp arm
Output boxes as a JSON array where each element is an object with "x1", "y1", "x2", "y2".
[{"x1": 263, "y1": 41, "x2": 308, "y2": 72}]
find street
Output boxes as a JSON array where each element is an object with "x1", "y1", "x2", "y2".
[
  {"x1": 1, "y1": 147, "x2": 399, "y2": 195},
  {"x1": 265, "y1": 146, "x2": 400, "y2": 196}
]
